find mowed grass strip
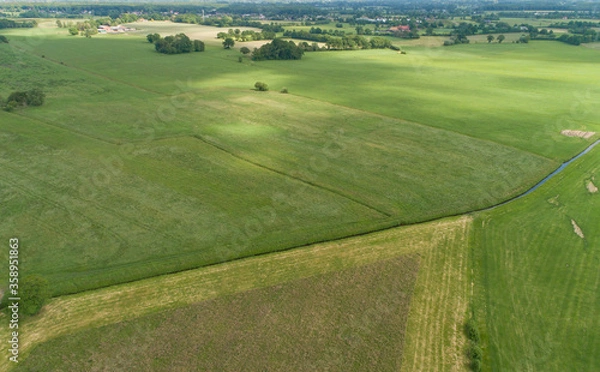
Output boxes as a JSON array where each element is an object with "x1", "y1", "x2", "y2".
[
  {"x1": 0, "y1": 217, "x2": 469, "y2": 371},
  {"x1": 401, "y1": 216, "x2": 472, "y2": 372},
  {"x1": 473, "y1": 145, "x2": 600, "y2": 370},
  {"x1": 16, "y1": 256, "x2": 419, "y2": 372}
]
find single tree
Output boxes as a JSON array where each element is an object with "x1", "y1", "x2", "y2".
[
  {"x1": 497, "y1": 34, "x2": 505, "y2": 43},
  {"x1": 240, "y1": 46, "x2": 251, "y2": 54},
  {"x1": 254, "y1": 82, "x2": 268, "y2": 91},
  {"x1": 223, "y1": 37, "x2": 235, "y2": 49},
  {"x1": 68, "y1": 27, "x2": 78, "y2": 36},
  {"x1": 487, "y1": 35, "x2": 495, "y2": 43},
  {"x1": 193, "y1": 40, "x2": 205, "y2": 52}
]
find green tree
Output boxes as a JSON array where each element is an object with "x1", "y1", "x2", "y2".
[
  {"x1": 147, "y1": 33, "x2": 161, "y2": 43},
  {"x1": 240, "y1": 46, "x2": 251, "y2": 54},
  {"x1": 193, "y1": 40, "x2": 205, "y2": 52},
  {"x1": 497, "y1": 34, "x2": 505, "y2": 43},
  {"x1": 68, "y1": 27, "x2": 78, "y2": 36},
  {"x1": 487, "y1": 34, "x2": 495, "y2": 43},
  {"x1": 0, "y1": 35, "x2": 8, "y2": 43},
  {"x1": 254, "y1": 82, "x2": 268, "y2": 91},
  {"x1": 20, "y1": 275, "x2": 51, "y2": 316},
  {"x1": 223, "y1": 37, "x2": 235, "y2": 49}
]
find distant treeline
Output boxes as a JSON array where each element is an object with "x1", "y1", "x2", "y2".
[{"x1": 0, "y1": 19, "x2": 36, "y2": 29}]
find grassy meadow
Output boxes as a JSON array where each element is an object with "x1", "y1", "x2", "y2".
[
  {"x1": 0, "y1": 18, "x2": 599, "y2": 370},
  {"x1": 4, "y1": 216, "x2": 471, "y2": 372},
  {"x1": 1, "y1": 23, "x2": 583, "y2": 296},
  {"x1": 473, "y1": 144, "x2": 600, "y2": 370}
]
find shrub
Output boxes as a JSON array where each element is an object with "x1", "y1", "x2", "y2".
[
  {"x1": 193, "y1": 39, "x2": 205, "y2": 52},
  {"x1": 280, "y1": 88, "x2": 288, "y2": 93},
  {"x1": 471, "y1": 359, "x2": 482, "y2": 372},
  {"x1": 147, "y1": 33, "x2": 161, "y2": 43},
  {"x1": 4, "y1": 89, "x2": 46, "y2": 109},
  {"x1": 469, "y1": 344, "x2": 483, "y2": 361},
  {"x1": 465, "y1": 318, "x2": 480, "y2": 343},
  {"x1": 0, "y1": 35, "x2": 8, "y2": 43},
  {"x1": 254, "y1": 82, "x2": 268, "y2": 91},
  {"x1": 240, "y1": 46, "x2": 251, "y2": 54},
  {"x1": 3, "y1": 100, "x2": 17, "y2": 112},
  {"x1": 20, "y1": 275, "x2": 51, "y2": 316}
]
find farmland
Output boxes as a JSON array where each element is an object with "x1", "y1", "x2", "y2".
[
  {"x1": 0, "y1": 9, "x2": 599, "y2": 371},
  {"x1": 473, "y1": 143, "x2": 600, "y2": 371},
  {"x1": 7, "y1": 216, "x2": 471, "y2": 372},
  {"x1": 1, "y1": 23, "x2": 575, "y2": 296}
]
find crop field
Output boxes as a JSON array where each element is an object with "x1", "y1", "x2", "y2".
[
  {"x1": 3, "y1": 216, "x2": 470, "y2": 371},
  {"x1": 0, "y1": 26, "x2": 573, "y2": 296},
  {"x1": 0, "y1": 16, "x2": 599, "y2": 370},
  {"x1": 473, "y1": 144, "x2": 600, "y2": 370}
]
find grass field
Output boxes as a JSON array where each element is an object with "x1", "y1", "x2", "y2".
[
  {"x1": 3, "y1": 216, "x2": 471, "y2": 371},
  {"x1": 473, "y1": 144, "x2": 600, "y2": 370},
  {"x1": 8, "y1": 28, "x2": 597, "y2": 160},
  {"x1": 1, "y1": 16, "x2": 598, "y2": 371},
  {"x1": 0, "y1": 27, "x2": 571, "y2": 296}
]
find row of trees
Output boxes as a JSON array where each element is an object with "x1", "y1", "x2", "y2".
[
  {"x1": 147, "y1": 33, "x2": 204, "y2": 54},
  {"x1": 251, "y1": 38, "x2": 304, "y2": 61},
  {"x1": 216, "y1": 29, "x2": 276, "y2": 42},
  {"x1": 0, "y1": 19, "x2": 36, "y2": 29}
]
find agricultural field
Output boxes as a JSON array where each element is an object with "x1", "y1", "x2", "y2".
[
  {"x1": 0, "y1": 9, "x2": 599, "y2": 371},
  {"x1": 1, "y1": 24, "x2": 578, "y2": 296},
  {"x1": 473, "y1": 143, "x2": 600, "y2": 371},
  {"x1": 3, "y1": 216, "x2": 471, "y2": 372}
]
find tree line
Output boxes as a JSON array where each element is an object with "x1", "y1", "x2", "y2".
[
  {"x1": 0, "y1": 19, "x2": 36, "y2": 29},
  {"x1": 147, "y1": 33, "x2": 205, "y2": 54}
]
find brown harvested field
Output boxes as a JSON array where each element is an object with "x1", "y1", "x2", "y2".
[
  {"x1": 16, "y1": 256, "x2": 419, "y2": 372},
  {"x1": 126, "y1": 21, "x2": 269, "y2": 48}
]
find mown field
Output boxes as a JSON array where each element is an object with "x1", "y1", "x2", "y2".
[
  {"x1": 1, "y1": 24, "x2": 577, "y2": 296},
  {"x1": 473, "y1": 144, "x2": 600, "y2": 370},
  {"x1": 4, "y1": 216, "x2": 470, "y2": 372}
]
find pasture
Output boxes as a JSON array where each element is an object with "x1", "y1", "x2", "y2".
[
  {"x1": 0, "y1": 19, "x2": 599, "y2": 370},
  {"x1": 6, "y1": 217, "x2": 471, "y2": 372},
  {"x1": 473, "y1": 144, "x2": 600, "y2": 370},
  {"x1": 1, "y1": 27, "x2": 575, "y2": 296}
]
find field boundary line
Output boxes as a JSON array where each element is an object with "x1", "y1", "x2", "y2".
[{"x1": 191, "y1": 134, "x2": 393, "y2": 217}]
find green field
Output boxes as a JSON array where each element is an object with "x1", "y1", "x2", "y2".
[
  {"x1": 0, "y1": 19, "x2": 599, "y2": 370},
  {"x1": 473, "y1": 144, "x2": 600, "y2": 370},
  {"x1": 3, "y1": 25, "x2": 590, "y2": 296},
  {"x1": 3, "y1": 216, "x2": 470, "y2": 372}
]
